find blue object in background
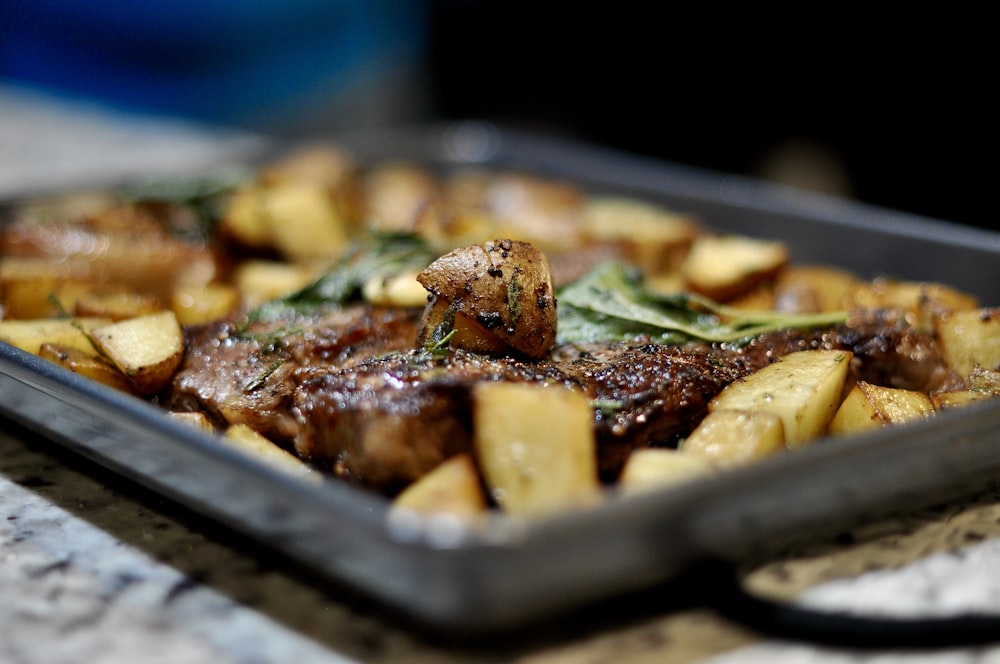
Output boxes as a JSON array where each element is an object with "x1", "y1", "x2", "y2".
[{"x1": 0, "y1": 0, "x2": 428, "y2": 130}]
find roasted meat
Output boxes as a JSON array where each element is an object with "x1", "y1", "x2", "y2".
[
  {"x1": 167, "y1": 297, "x2": 950, "y2": 496},
  {"x1": 166, "y1": 303, "x2": 422, "y2": 444},
  {"x1": 291, "y1": 316, "x2": 948, "y2": 493}
]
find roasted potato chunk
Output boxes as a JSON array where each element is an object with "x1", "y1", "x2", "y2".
[
  {"x1": 72, "y1": 288, "x2": 162, "y2": 321},
  {"x1": 849, "y1": 277, "x2": 978, "y2": 332},
  {"x1": 391, "y1": 454, "x2": 488, "y2": 518},
  {"x1": 828, "y1": 381, "x2": 935, "y2": 435},
  {"x1": 681, "y1": 234, "x2": 789, "y2": 302},
  {"x1": 581, "y1": 197, "x2": 699, "y2": 275},
  {"x1": 0, "y1": 317, "x2": 110, "y2": 355},
  {"x1": 222, "y1": 182, "x2": 349, "y2": 261},
  {"x1": 223, "y1": 424, "x2": 320, "y2": 482},
  {"x1": 936, "y1": 307, "x2": 1000, "y2": 381},
  {"x1": 773, "y1": 264, "x2": 862, "y2": 313},
  {"x1": 709, "y1": 349, "x2": 852, "y2": 446},
  {"x1": 473, "y1": 382, "x2": 599, "y2": 517},
  {"x1": 682, "y1": 409, "x2": 786, "y2": 467},
  {"x1": 38, "y1": 342, "x2": 134, "y2": 393},
  {"x1": 618, "y1": 448, "x2": 715, "y2": 492},
  {"x1": 171, "y1": 283, "x2": 241, "y2": 325},
  {"x1": 232, "y1": 260, "x2": 319, "y2": 309},
  {"x1": 88, "y1": 310, "x2": 184, "y2": 395}
]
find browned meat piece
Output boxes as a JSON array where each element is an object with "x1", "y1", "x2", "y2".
[
  {"x1": 292, "y1": 317, "x2": 949, "y2": 494},
  {"x1": 165, "y1": 304, "x2": 422, "y2": 444},
  {"x1": 169, "y1": 289, "x2": 949, "y2": 497},
  {"x1": 292, "y1": 350, "x2": 571, "y2": 493}
]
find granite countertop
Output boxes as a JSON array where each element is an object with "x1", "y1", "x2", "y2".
[{"x1": 4, "y1": 87, "x2": 1000, "y2": 663}]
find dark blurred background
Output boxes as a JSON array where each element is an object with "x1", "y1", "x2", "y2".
[{"x1": 0, "y1": 1, "x2": 992, "y2": 230}]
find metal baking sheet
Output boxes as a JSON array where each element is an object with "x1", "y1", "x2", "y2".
[{"x1": 3, "y1": 122, "x2": 1000, "y2": 634}]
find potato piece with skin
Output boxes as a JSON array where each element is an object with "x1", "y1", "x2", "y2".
[
  {"x1": 828, "y1": 381, "x2": 935, "y2": 436},
  {"x1": 0, "y1": 317, "x2": 110, "y2": 355},
  {"x1": 936, "y1": 307, "x2": 1000, "y2": 381},
  {"x1": 681, "y1": 234, "x2": 789, "y2": 302},
  {"x1": 618, "y1": 448, "x2": 715, "y2": 493},
  {"x1": 89, "y1": 310, "x2": 184, "y2": 395},
  {"x1": 849, "y1": 278, "x2": 978, "y2": 332},
  {"x1": 1, "y1": 208, "x2": 219, "y2": 299},
  {"x1": 233, "y1": 260, "x2": 319, "y2": 309},
  {"x1": 1, "y1": 270, "x2": 64, "y2": 319},
  {"x1": 220, "y1": 187, "x2": 272, "y2": 249},
  {"x1": 682, "y1": 409, "x2": 786, "y2": 467},
  {"x1": 931, "y1": 364, "x2": 1000, "y2": 410},
  {"x1": 168, "y1": 410, "x2": 216, "y2": 432},
  {"x1": 709, "y1": 349, "x2": 852, "y2": 446},
  {"x1": 73, "y1": 288, "x2": 162, "y2": 321},
  {"x1": 223, "y1": 424, "x2": 320, "y2": 483},
  {"x1": 773, "y1": 264, "x2": 862, "y2": 313},
  {"x1": 0, "y1": 258, "x2": 103, "y2": 319},
  {"x1": 171, "y1": 283, "x2": 241, "y2": 325},
  {"x1": 417, "y1": 239, "x2": 557, "y2": 360},
  {"x1": 261, "y1": 182, "x2": 349, "y2": 261},
  {"x1": 931, "y1": 389, "x2": 1000, "y2": 411},
  {"x1": 391, "y1": 454, "x2": 488, "y2": 518},
  {"x1": 38, "y1": 342, "x2": 134, "y2": 393},
  {"x1": 581, "y1": 197, "x2": 699, "y2": 275},
  {"x1": 474, "y1": 382, "x2": 599, "y2": 517},
  {"x1": 361, "y1": 269, "x2": 428, "y2": 308}
]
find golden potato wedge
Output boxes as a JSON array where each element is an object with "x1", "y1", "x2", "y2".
[
  {"x1": 260, "y1": 182, "x2": 349, "y2": 261},
  {"x1": 828, "y1": 381, "x2": 935, "y2": 435},
  {"x1": 473, "y1": 382, "x2": 599, "y2": 517},
  {"x1": 88, "y1": 310, "x2": 184, "y2": 395},
  {"x1": 618, "y1": 448, "x2": 715, "y2": 492},
  {"x1": 361, "y1": 269, "x2": 429, "y2": 308},
  {"x1": 0, "y1": 258, "x2": 101, "y2": 319},
  {"x1": 726, "y1": 282, "x2": 777, "y2": 311},
  {"x1": 931, "y1": 389, "x2": 1000, "y2": 411},
  {"x1": 259, "y1": 144, "x2": 355, "y2": 188},
  {"x1": 73, "y1": 288, "x2": 162, "y2": 321},
  {"x1": 581, "y1": 197, "x2": 699, "y2": 275},
  {"x1": 391, "y1": 454, "x2": 488, "y2": 518},
  {"x1": 37, "y1": 342, "x2": 134, "y2": 393},
  {"x1": 849, "y1": 277, "x2": 978, "y2": 332},
  {"x1": 219, "y1": 187, "x2": 273, "y2": 249},
  {"x1": 681, "y1": 234, "x2": 789, "y2": 302},
  {"x1": 171, "y1": 283, "x2": 241, "y2": 325},
  {"x1": 682, "y1": 409, "x2": 786, "y2": 467},
  {"x1": 774, "y1": 264, "x2": 862, "y2": 313},
  {"x1": 936, "y1": 307, "x2": 1000, "y2": 381},
  {"x1": 168, "y1": 410, "x2": 216, "y2": 432},
  {"x1": 222, "y1": 424, "x2": 320, "y2": 482},
  {"x1": 363, "y1": 162, "x2": 442, "y2": 234},
  {"x1": 444, "y1": 170, "x2": 585, "y2": 253},
  {"x1": 2, "y1": 210, "x2": 219, "y2": 299},
  {"x1": 1, "y1": 270, "x2": 63, "y2": 319},
  {"x1": 0, "y1": 317, "x2": 110, "y2": 355},
  {"x1": 709, "y1": 349, "x2": 852, "y2": 446},
  {"x1": 232, "y1": 260, "x2": 319, "y2": 309}
]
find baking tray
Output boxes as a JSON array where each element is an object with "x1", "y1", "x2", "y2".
[{"x1": 4, "y1": 122, "x2": 1000, "y2": 635}]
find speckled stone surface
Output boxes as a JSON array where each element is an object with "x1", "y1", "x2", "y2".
[{"x1": 5, "y1": 86, "x2": 1000, "y2": 663}]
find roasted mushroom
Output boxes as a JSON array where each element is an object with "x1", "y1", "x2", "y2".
[{"x1": 416, "y1": 239, "x2": 557, "y2": 360}]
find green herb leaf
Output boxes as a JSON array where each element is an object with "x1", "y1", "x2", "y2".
[
  {"x1": 556, "y1": 261, "x2": 848, "y2": 344},
  {"x1": 244, "y1": 232, "x2": 437, "y2": 325}
]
